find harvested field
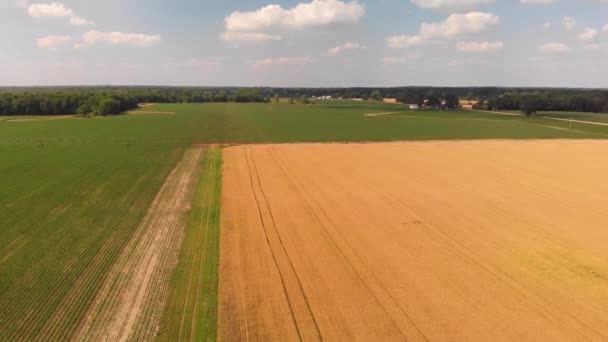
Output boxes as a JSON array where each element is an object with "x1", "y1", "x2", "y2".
[
  {"x1": 219, "y1": 140, "x2": 608, "y2": 341},
  {"x1": 74, "y1": 146, "x2": 205, "y2": 341}
]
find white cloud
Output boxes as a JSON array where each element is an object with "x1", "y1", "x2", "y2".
[
  {"x1": 69, "y1": 15, "x2": 94, "y2": 26},
  {"x1": 221, "y1": 31, "x2": 283, "y2": 42},
  {"x1": 578, "y1": 27, "x2": 598, "y2": 41},
  {"x1": 225, "y1": 0, "x2": 364, "y2": 31},
  {"x1": 28, "y1": 2, "x2": 71, "y2": 17},
  {"x1": 387, "y1": 35, "x2": 424, "y2": 48},
  {"x1": 28, "y1": 2, "x2": 94, "y2": 26},
  {"x1": 456, "y1": 41, "x2": 504, "y2": 52},
  {"x1": 543, "y1": 22, "x2": 551, "y2": 30},
  {"x1": 16, "y1": 0, "x2": 28, "y2": 8},
  {"x1": 387, "y1": 12, "x2": 499, "y2": 48},
  {"x1": 223, "y1": 0, "x2": 364, "y2": 42},
  {"x1": 520, "y1": 0, "x2": 554, "y2": 4},
  {"x1": 419, "y1": 12, "x2": 499, "y2": 37},
  {"x1": 410, "y1": 0, "x2": 494, "y2": 10},
  {"x1": 603, "y1": 24, "x2": 608, "y2": 31},
  {"x1": 324, "y1": 41, "x2": 364, "y2": 56},
  {"x1": 561, "y1": 16, "x2": 576, "y2": 31},
  {"x1": 251, "y1": 56, "x2": 314, "y2": 70},
  {"x1": 80, "y1": 31, "x2": 161, "y2": 47},
  {"x1": 539, "y1": 42, "x2": 570, "y2": 53},
  {"x1": 36, "y1": 35, "x2": 71, "y2": 49}
]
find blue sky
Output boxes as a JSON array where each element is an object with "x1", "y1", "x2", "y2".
[{"x1": 1, "y1": 0, "x2": 607, "y2": 87}]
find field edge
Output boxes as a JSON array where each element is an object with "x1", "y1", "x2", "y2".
[{"x1": 157, "y1": 145, "x2": 223, "y2": 342}]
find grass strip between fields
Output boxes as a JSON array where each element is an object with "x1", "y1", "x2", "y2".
[{"x1": 158, "y1": 145, "x2": 223, "y2": 342}]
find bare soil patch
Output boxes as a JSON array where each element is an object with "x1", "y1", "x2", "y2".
[
  {"x1": 1, "y1": 115, "x2": 74, "y2": 122},
  {"x1": 74, "y1": 147, "x2": 205, "y2": 341},
  {"x1": 363, "y1": 112, "x2": 403, "y2": 117},
  {"x1": 220, "y1": 140, "x2": 608, "y2": 341}
]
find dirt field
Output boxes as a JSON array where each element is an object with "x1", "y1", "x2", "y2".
[
  {"x1": 219, "y1": 140, "x2": 608, "y2": 341},
  {"x1": 74, "y1": 147, "x2": 205, "y2": 341}
]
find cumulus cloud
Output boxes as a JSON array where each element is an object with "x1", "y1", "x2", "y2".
[
  {"x1": 28, "y1": 2, "x2": 94, "y2": 26},
  {"x1": 561, "y1": 16, "x2": 576, "y2": 31},
  {"x1": 323, "y1": 41, "x2": 364, "y2": 56},
  {"x1": 36, "y1": 35, "x2": 71, "y2": 49},
  {"x1": 520, "y1": 0, "x2": 554, "y2": 4},
  {"x1": 578, "y1": 27, "x2": 598, "y2": 41},
  {"x1": 28, "y1": 2, "x2": 72, "y2": 17},
  {"x1": 222, "y1": 31, "x2": 283, "y2": 42},
  {"x1": 410, "y1": 0, "x2": 494, "y2": 10},
  {"x1": 69, "y1": 15, "x2": 94, "y2": 26},
  {"x1": 387, "y1": 12, "x2": 499, "y2": 48},
  {"x1": 251, "y1": 56, "x2": 314, "y2": 70},
  {"x1": 539, "y1": 42, "x2": 570, "y2": 53},
  {"x1": 79, "y1": 31, "x2": 161, "y2": 47},
  {"x1": 456, "y1": 41, "x2": 504, "y2": 52},
  {"x1": 222, "y1": 0, "x2": 364, "y2": 42}
]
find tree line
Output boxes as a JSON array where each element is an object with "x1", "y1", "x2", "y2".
[
  {"x1": 473, "y1": 91, "x2": 608, "y2": 115},
  {"x1": 0, "y1": 88, "x2": 269, "y2": 116},
  {"x1": 1, "y1": 86, "x2": 607, "y2": 116}
]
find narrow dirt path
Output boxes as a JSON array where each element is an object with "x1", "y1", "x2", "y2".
[
  {"x1": 475, "y1": 109, "x2": 608, "y2": 127},
  {"x1": 73, "y1": 146, "x2": 205, "y2": 342},
  {"x1": 363, "y1": 112, "x2": 403, "y2": 117}
]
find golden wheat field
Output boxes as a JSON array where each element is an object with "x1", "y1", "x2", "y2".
[{"x1": 219, "y1": 140, "x2": 608, "y2": 341}]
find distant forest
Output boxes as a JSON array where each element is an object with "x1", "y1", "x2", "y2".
[{"x1": 0, "y1": 86, "x2": 607, "y2": 116}]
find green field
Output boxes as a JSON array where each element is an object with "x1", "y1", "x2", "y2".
[
  {"x1": 1, "y1": 101, "x2": 608, "y2": 340},
  {"x1": 159, "y1": 146, "x2": 222, "y2": 342}
]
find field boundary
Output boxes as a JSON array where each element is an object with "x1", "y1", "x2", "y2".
[{"x1": 157, "y1": 146, "x2": 223, "y2": 342}]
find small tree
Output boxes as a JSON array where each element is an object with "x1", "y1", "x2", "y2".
[{"x1": 371, "y1": 90, "x2": 383, "y2": 102}]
